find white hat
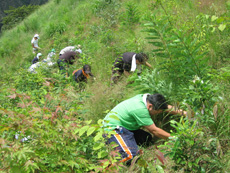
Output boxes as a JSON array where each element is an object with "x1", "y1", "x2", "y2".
[
  {"x1": 34, "y1": 34, "x2": 39, "y2": 39},
  {"x1": 37, "y1": 53, "x2": 42, "y2": 59}
]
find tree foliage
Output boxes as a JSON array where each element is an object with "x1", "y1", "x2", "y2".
[{"x1": 1, "y1": 5, "x2": 39, "y2": 31}]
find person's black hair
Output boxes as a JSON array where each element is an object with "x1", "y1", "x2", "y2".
[
  {"x1": 136, "y1": 53, "x2": 148, "y2": 63},
  {"x1": 147, "y1": 93, "x2": 168, "y2": 110},
  {"x1": 83, "y1": 64, "x2": 91, "y2": 72}
]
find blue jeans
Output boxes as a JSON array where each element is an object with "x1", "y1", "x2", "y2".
[{"x1": 106, "y1": 127, "x2": 153, "y2": 164}]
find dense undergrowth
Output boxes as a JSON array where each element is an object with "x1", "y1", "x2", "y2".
[{"x1": 0, "y1": 0, "x2": 230, "y2": 172}]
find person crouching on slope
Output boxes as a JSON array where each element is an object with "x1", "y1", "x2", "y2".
[
  {"x1": 73, "y1": 64, "x2": 94, "y2": 83},
  {"x1": 103, "y1": 93, "x2": 187, "y2": 165},
  {"x1": 32, "y1": 53, "x2": 42, "y2": 64},
  {"x1": 111, "y1": 52, "x2": 152, "y2": 84},
  {"x1": 57, "y1": 51, "x2": 80, "y2": 77},
  {"x1": 59, "y1": 45, "x2": 82, "y2": 56}
]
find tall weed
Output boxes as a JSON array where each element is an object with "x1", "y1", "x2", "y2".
[{"x1": 121, "y1": 2, "x2": 140, "y2": 25}]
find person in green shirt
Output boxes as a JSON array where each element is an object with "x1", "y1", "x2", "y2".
[{"x1": 103, "y1": 93, "x2": 186, "y2": 164}]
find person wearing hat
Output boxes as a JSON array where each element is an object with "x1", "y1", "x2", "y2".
[
  {"x1": 32, "y1": 53, "x2": 42, "y2": 64},
  {"x1": 31, "y1": 34, "x2": 41, "y2": 54},
  {"x1": 111, "y1": 52, "x2": 153, "y2": 84},
  {"x1": 72, "y1": 64, "x2": 94, "y2": 83}
]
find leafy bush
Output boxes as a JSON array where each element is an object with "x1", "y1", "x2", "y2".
[
  {"x1": 144, "y1": 13, "x2": 210, "y2": 85},
  {"x1": 0, "y1": 88, "x2": 122, "y2": 172},
  {"x1": 161, "y1": 117, "x2": 223, "y2": 172},
  {"x1": 182, "y1": 75, "x2": 219, "y2": 112}
]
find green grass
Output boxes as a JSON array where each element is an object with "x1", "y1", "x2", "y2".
[{"x1": 0, "y1": 0, "x2": 230, "y2": 172}]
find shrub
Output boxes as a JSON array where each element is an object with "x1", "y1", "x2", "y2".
[
  {"x1": 0, "y1": 88, "x2": 122, "y2": 172},
  {"x1": 161, "y1": 117, "x2": 223, "y2": 172}
]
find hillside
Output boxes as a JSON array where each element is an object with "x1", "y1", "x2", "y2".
[
  {"x1": 0, "y1": 0, "x2": 48, "y2": 32},
  {"x1": 0, "y1": 0, "x2": 230, "y2": 172}
]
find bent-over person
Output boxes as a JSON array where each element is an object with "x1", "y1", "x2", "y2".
[
  {"x1": 111, "y1": 52, "x2": 152, "y2": 84},
  {"x1": 103, "y1": 93, "x2": 186, "y2": 165},
  {"x1": 57, "y1": 51, "x2": 79, "y2": 76}
]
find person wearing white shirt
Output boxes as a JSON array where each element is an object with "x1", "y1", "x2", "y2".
[
  {"x1": 43, "y1": 49, "x2": 56, "y2": 66},
  {"x1": 28, "y1": 62, "x2": 41, "y2": 73},
  {"x1": 59, "y1": 45, "x2": 82, "y2": 56},
  {"x1": 31, "y1": 34, "x2": 40, "y2": 54},
  {"x1": 59, "y1": 46, "x2": 76, "y2": 56}
]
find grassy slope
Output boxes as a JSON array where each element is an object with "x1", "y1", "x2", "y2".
[
  {"x1": 0, "y1": 0, "x2": 157, "y2": 120},
  {"x1": 0, "y1": 0, "x2": 230, "y2": 171}
]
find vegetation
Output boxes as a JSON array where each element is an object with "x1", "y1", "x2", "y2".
[
  {"x1": 1, "y1": 5, "x2": 39, "y2": 32},
  {"x1": 0, "y1": 0, "x2": 230, "y2": 172}
]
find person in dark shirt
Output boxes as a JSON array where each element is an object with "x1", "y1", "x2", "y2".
[
  {"x1": 73, "y1": 64, "x2": 94, "y2": 84},
  {"x1": 57, "y1": 51, "x2": 80, "y2": 76},
  {"x1": 32, "y1": 53, "x2": 42, "y2": 64},
  {"x1": 111, "y1": 52, "x2": 152, "y2": 84}
]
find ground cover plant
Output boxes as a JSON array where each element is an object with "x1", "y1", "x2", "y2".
[{"x1": 0, "y1": 0, "x2": 230, "y2": 172}]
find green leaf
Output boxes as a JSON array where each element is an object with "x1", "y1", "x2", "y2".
[
  {"x1": 97, "y1": 119, "x2": 103, "y2": 126},
  {"x1": 68, "y1": 160, "x2": 78, "y2": 169},
  {"x1": 79, "y1": 126, "x2": 89, "y2": 137},
  {"x1": 149, "y1": 41, "x2": 164, "y2": 47},
  {"x1": 211, "y1": 15, "x2": 218, "y2": 22},
  {"x1": 205, "y1": 15, "x2": 210, "y2": 19},
  {"x1": 94, "y1": 132, "x2": 103, "y2": 142},
  {"x1": 109, "y1": 114, "x2": 119, "y2": 121},
  {"x1": 218, "y1": 24, "x2": 226, "y2": 31},
  {"x1": 93, "y1": 143, "x2": 104, "y2": 150},
  {"x1": 191, "y1": 42, "x2": 203, "y2": 55},
  {"x1": 156, "y1": 165, "x2": 164, "y2": 173},
  {"x1": 87, "y1": 127, "x2": 96, "y2": 136},
  {"x1": 98, "y1": 151, "x2": 108, "y2": 158}
]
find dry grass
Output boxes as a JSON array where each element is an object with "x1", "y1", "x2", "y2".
[{"x1": 197, "y1": 0, "x2": 227, "y2": 14}]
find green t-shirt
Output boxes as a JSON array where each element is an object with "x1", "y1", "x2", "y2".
[{"x1": 103, "y1": 94, "x2": 154, "y2": 131}]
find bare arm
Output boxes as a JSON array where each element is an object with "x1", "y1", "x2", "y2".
[
  {"x1": 145, "y1": 61, "x2": 153, "y2": 69},
  {"x1": 32, "y1": 43, "x2": 40, "y2": 49},
  {"x1": 32, "y1": 43, "x2": 36, "y2": 48},
  {"x1": 144, "y1": 123, "x2": 170, "y2": 139}
]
